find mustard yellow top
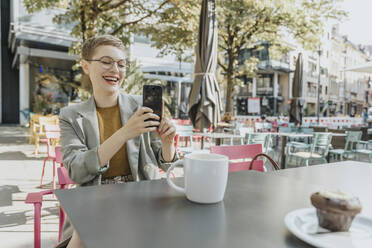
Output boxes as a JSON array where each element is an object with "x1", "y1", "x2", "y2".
[{"x1": 96, "y1": 104, "x2": 131, "y2": 179}]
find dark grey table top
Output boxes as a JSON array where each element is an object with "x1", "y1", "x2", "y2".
[
  {"x1": 55, "y1": 162, "x2": 372, "y2": 248},
  {"x1": 273, "y1": 161, "x2": 372, "y2": 217}
]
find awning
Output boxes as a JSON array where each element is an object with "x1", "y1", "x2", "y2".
[
  {"x1": 345, "y1": 62, "x2": 372, "y2": 73},
  {"x1": 142, "y1": 74, "x2": 193, "y2": 83}
]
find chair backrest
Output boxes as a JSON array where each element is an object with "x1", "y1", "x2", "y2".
[
  {"x1": 300, "y1": 127, "x2": 314, "y2": 134},
  {"x1": 55, "y1": 146, "x2": 63, "y2": 164},
  {"x1": 254, "y1": 122, "x2": 264, "y2": 132},
  {"x1": 39, "y1": 115, "x2": 59, "y2": 133},
  {"x1": 210, "y1": 144, "x2": 264, "y2": 172},
  {"x1": 239, "y1": 127, "x2": 254, "y2": 143},
  {"x1": 310, "y1": 133, "x2": 333, "y2": 156},
  {"x1": 57, "y1": 167, "x2": 75, "y2": 188},
  {"x1": 175, "y1": 125, "x2": 194, "y2": 134},
  {"x1": 344, "y1": 131, "x2": 362, "y2": 151},
  {"x1": 263, "y1": 122, "x2": 272, "y2": 130},
  {"x1": 290, "y1": 126, "x2": 299, "y2": 133},
  {"x1": 45, "y1": 125, "x2": 61, "y2": 156},
  {"x1": 246, "y1": 133, "x2": 270, "y2": 151},
  {"x1": 279, "y1": 126, "x2": 291, "y2": 133},
  {"x1": 172, "y1": 119, "x2": 191, "y2": 125},
  {"x1": 174, "y1": 125, "x2": 194, "y2": 148}
]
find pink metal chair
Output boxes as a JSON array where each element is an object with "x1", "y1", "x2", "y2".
[
  {"x1": 25, "y1": 167, "x2": 74, "y2": 248},
  {"x1": 55, "y1": 146, "x2": 64, "y2": 167},
  {"x1": 210, "y1": 144, "x2": 264, "y2": 172},
  {"x1": 40, "y1": 128, "x2": 61, "y2": 190},
  {"x1": 210, "y1": 144, "x2": 280, "y2": 172}
]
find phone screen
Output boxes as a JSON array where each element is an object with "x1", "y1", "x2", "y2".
[{"x1": 143, "y1": 85, "x2": 162, "y2": 123}]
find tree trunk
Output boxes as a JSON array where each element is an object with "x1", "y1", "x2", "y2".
[
  {"x1": 225, "y1": 46, "x2": 234, "y2": 113},
  {"x1": 225, "y1": 70, "x2": 234, "y2": 113}
]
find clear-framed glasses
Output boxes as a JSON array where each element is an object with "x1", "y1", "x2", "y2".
[{"x1": 86, "y1": 56, "x2": 127, "y2": 72}]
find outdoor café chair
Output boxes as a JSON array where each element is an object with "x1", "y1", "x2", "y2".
[
  {"x1": 246, "y1": 133, "x2": 273, "y2": 153},
  {"x1": 210, "y1": 144, "x2": 280, "y2": 172},
  {"x1": 286, "y1": 132, "x2": 333, "y2": 167},
  {"x1": 33, "y1": 115, "x2": 59, "y2": 155},
  {"x1": 355, "y1": 136, "x2": 372, "y2": 162},
  {"x1": 174, "y1": 124, "x2": 195, "y2": 155},
  {"x1": 329, "y1": 131, "x2": 361, "y2": 161},
  {"x1": 25, "y1": 167, "x2": 74, "y2": 248},
  {"x1": 40, "y1": 125, "x2": 61, "y2": 190}
]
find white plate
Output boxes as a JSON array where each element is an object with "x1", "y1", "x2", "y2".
[{"x1": 284, "y1": 208, "x2": 372, "y2": 248}]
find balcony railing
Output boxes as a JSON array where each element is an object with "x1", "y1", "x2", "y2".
[{"x1": 257, "y1": 60, "x2": 290, "y2": 71}]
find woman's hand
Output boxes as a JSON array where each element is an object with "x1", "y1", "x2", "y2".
[
  {"x1": 156, "y1": 117, "x2": 176, "y2": 145},
  {"x1": 122, "y1": 107, "x2": 160, "y2": 141},
  {"x1": 157, "y1": 117, "x2": 176, "y2": 162}
]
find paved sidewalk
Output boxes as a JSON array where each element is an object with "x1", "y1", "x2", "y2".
[
  {"x1": 0, "y1": 125, "x2": 58, "y2": 248},
  {"x1": 0, "y1": 125, "x2": 184, "y2": 248}
]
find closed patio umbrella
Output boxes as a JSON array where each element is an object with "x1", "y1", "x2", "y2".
[
  {"x1": 290, "y1": 53, "x2": 304, "y2": 125},
  {"x1": 188, "y1": 0, "x2": 222, "y2": 131}
]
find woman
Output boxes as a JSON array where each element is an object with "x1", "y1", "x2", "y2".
[{"x1": 58, "y1": 35, "x2": 177, "y2": 248}]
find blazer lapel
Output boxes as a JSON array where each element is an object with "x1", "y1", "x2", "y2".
[
  {"x1": 76, "y1": 96, "x2": 100, "y2": 148},
  {"x1": 118, "y1": 93, "x2": 141, "y2": 180}
]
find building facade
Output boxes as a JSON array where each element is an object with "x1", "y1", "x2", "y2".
[{"x1": 1, "y1": 0, "x2": 192, "y2": 125}]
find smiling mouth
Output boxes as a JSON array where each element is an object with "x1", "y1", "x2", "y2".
[{"x1": 103, "y1": 76, "x2": 119, "y2": 85}]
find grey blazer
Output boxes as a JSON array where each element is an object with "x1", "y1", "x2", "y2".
[{"x1": 57, "y1": 92, "x2": 177, "y2": 246}]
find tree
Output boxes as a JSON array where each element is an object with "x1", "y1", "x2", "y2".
[
  {"x1": 22, "y1": 0, "x2": 172, "y2": 94},
  {"x1": 147, "y1": 0, "x2": 346, "y2": 112},
  {"x1": 23, "y1": 0, "x2": 171, "y2": 54}
]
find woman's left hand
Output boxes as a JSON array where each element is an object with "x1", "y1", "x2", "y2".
[{"x1": 156, "y1": 117, "x2": 176, "y2": 145}]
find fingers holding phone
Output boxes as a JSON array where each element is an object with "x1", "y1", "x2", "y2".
[
  {"x1": 123, "y1": 107, "x2": 160, "y2": 140},
  {"x1": 157, "y1": 117, "x2": 176, "y2": 145},
  {"x1": 143, "y1": 85, "x2": 163, "y2": 126}
]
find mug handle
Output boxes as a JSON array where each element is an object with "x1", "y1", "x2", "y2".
[{"x1": 166, "y1": 160, "x2": 186, "y2": 193}]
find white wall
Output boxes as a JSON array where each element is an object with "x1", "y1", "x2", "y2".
[{"x1": 19, "y1": 55, "x2": 29, "y2": 126}]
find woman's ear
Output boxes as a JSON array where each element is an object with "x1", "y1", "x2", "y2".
[{"x1": 81, "y1": 60, "x2": 89, "y2": 75}]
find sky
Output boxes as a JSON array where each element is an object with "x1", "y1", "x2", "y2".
[{"x1": 338, "y1": 0, "x2": 372, "y2": 45}]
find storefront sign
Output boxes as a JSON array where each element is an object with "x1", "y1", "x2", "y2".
[{"x1": 248, "y1": 97, "x2": 260, "y2": 113}]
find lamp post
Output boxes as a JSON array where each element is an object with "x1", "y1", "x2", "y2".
[
  {"x1": 343, "y1": 49, "x2": 347, "y2": 115},
  {"x1": 317, "y1": 48, "x2": 322, "y2": 124}
]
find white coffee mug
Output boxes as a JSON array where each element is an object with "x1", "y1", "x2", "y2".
[{"x1": 166, "y1": 152, "x2": 229, "y2": 204}]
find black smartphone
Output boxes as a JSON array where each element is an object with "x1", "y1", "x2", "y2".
[{"x1": 143, "y1": 85, "x2": 162, "y2": 124}]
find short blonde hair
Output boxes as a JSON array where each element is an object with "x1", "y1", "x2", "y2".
[{"x1": 81, "y1": 35, "x2": 125, "y2": 60}]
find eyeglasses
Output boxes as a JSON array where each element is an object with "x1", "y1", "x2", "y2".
[{"x1": 85, "y1": 56, "x2": 127, "y2": 72}]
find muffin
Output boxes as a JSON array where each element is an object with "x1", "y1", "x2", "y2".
[{"x1": 310, "y1": 190, "x2": 362, "y2": 232}]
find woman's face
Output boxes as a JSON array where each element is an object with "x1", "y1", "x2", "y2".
[{"x1": 82, "y1": 45, "x2": 126, "y2": 97}]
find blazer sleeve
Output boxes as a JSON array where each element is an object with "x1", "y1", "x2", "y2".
[{"x1": 59, "y1": 108, "x2": 109, "y2": 184}]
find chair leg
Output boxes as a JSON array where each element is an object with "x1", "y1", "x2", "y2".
[
  {"x1": 285, "y1": 155, "x2": 289, "y2": 169},
  {"x1": 58, "y1": 206, "x2": 65, "y2": 242},
  {"x1": 304, "y1": 159, "x2": 309, "y2": 167},
  {"x1": 52, "y1": 160, "x2": 56, "y2": 190},
  {"x1": 35, "y1": 137, "x2": 40, "y2": 155},
  {"x1": 40, "y1": 158, "x2": 48, "y2": 188},
  {"x1": 34, "y1": 202, "x2": 42, "y2": 248}
]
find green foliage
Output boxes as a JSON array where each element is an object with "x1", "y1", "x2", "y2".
[
  {"x1": 22, "y1": 0, "x2": 172, "y2": 101},
  {"x1": 147, "y1": 0, "x2": 347, "y2": 112},
  {"x1": 23, "y1": 0, "x2": 172, "y2": 56}
]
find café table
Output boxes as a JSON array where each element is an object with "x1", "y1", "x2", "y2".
[
  {"x1": 272, "y1": 161, "x2": 372, "y2": 217},
  {"x1": 55, "y1": 162, "x2": 372, "y2": 248},
  {"x1": 196, "y1": 132, "x2": 243, "y2": 148},
  {"x1": 275, "y1": 132, "x2": 346, "y2": 168},
  {"x1": 272, "y1": 132, "x2": 313, "y2": 169}
]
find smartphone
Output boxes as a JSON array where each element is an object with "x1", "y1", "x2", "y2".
[{"x1": 143, "y1": 85, "x2": 162, "y2": 125}]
